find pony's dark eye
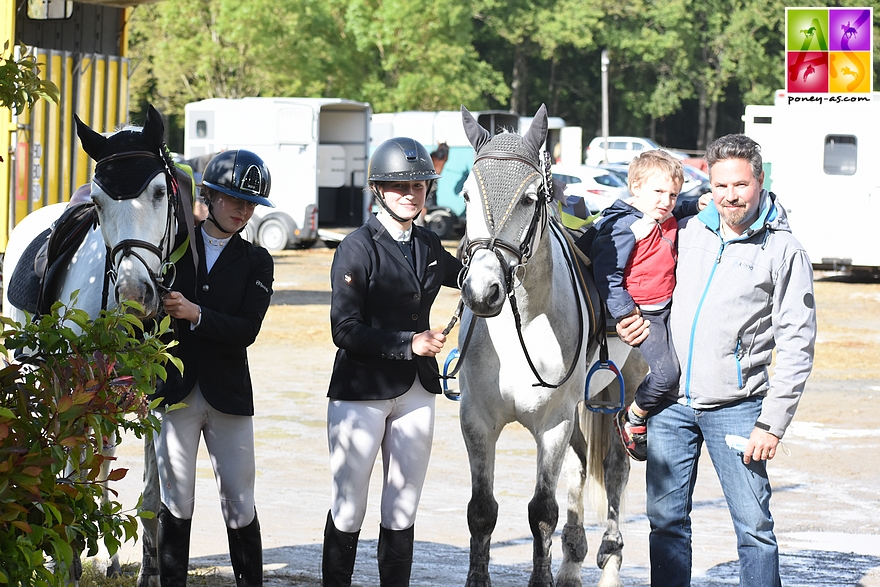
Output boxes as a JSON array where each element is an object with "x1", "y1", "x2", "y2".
[
  {"x1": 91, "y1": 196, "x2": 102, "y2": 211},
  {"x1": 461, "y1": 190, "x2": 470, "y2": 203},
  {"x1": 153, "y1": 185, "x2": 166, "y2": 200}
]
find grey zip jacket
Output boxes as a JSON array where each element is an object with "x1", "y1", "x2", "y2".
[{"x1": 669, "y1": 190, "x2": 817, "y2": 438}]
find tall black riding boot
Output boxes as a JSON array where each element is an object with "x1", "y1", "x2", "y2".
[
  {"x1": 157, "y1": 503, "x2": 192, "y2": 587},
  {"x1": 227, "y1": 509, "x2": 263, "y2": 586},
  {"x1": 322, "y1": 510, "x2": 360, "y2": 587},
  {"x1": 377, "y1": 524, "x2": 414, "y2": 587}
]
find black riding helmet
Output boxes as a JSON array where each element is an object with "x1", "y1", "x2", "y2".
[
  {"x1": 369, "y1": 138, "x2": 439, "y2": 222},
  {"x1": 201, "y1": 150, "x2": 273, "y2": 235},
  {"x1": 202, "y1": 150, "x2": 274, "y2": 208}
]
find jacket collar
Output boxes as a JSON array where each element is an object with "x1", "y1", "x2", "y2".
[
  {"x1": 368, "y1": 214, "x2": 422, "y2": 277},
  {"x1": 697, "y1": 189, "x2": 777, "y2": 240}
]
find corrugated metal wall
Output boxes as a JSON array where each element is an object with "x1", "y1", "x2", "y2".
[
  {"x1": 2, "y1": 0, "x2": 131, "y2": 250},
  {"x1": 8, "y1": 50, "x2": 129, "y2": 233}
]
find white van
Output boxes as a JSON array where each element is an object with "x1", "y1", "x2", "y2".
[
  {"x1": 743, "y1": 90, "x2": 880, "y2": 275},
  {"x1": 184, "y1": 98, "x2": 371, "y2": 250},
  {"x1": 585, "y1": 136, "x2": 687, "y2": 166}
]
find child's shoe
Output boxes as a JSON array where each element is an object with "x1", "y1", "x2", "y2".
[{"x1": 614, "y1": 408, "x2": 647, "y2": 461}]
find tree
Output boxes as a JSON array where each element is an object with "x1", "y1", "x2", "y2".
[
  {"x1": 128, "y1": 0, "x2": 508, "y2": 130},
  {"x1": 597, "y1": 0, "x2": 785, "y2": 149},
  {"x1": 473, "y1": 0, "x2": 602, "y2": 114}
]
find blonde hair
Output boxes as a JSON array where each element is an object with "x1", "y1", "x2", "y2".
[{"x1": 628, "y1": 150, "x2": 685, "y2": 192}]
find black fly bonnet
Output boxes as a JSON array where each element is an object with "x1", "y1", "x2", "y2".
[
  {"x1": 75, "y1": 105, "x2": 185, "y2": 300},
  {"x1": 75, "y1": 105, "x2": 176, "y2": 201}
]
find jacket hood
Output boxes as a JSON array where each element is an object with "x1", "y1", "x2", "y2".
[{"x1": 696, "y1": 190, "x2": 791, "y2": 238}]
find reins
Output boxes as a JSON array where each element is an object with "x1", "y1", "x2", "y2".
[{"x1": 447, "y1": 148, "x2": 588, "y2": 391}]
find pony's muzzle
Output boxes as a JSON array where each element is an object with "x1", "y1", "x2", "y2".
[
  {"x1": 460, "y1": 249, "x2": 510, "y2": 317},
  {"x1": 115, "y1": 277, "x2": 159, "y2": 319}
]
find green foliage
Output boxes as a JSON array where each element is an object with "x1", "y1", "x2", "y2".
[
  {"x1": 0, "y1": 41, "x2": 61, "y2": 115},
  {"x1": 0, "y1": 298, "x2": 179, "y2": 586},
  {"x1": 127, "y1": 0, "x2": 879, "y2": 149},
  {"x1": 127, "y1": 0, "x2": 508, "y2": 122}
]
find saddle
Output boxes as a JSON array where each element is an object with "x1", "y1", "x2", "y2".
[{"x1": 7, "y1": 203, "x2": 99, "y2": 316}]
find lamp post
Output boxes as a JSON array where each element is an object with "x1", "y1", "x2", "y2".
[{"x1": 601, "y1": 49, "x2": 609, "y2": 165}]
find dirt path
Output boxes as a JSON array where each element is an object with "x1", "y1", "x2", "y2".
[{"x1": 110, "y1": 250, "x2": 880, "y2": 586}]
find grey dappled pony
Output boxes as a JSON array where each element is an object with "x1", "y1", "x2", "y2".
[{"x1": 456, "y1": 104, "x2": 647, "y2": 587}]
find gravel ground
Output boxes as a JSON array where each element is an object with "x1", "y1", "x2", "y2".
[{"x1": 105, "y1": 250, "x2": 880, "y2": 586}]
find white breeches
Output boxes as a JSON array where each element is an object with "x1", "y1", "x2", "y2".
[
  {"x1": 327, "y1": 378, "x2": 436, "y2": 532},
  {"x1": 153, "y1": 385, "x2": 256, "y2": 529}
]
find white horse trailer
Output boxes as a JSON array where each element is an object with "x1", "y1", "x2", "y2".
[
  {"x1": 184, "y1": 98, "x2": 371, "y2": 251},
  {"x1": 743, "y1": 90, "x2": 880, "y2": 276}
]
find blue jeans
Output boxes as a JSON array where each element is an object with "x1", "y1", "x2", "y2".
[
  {"x1": 646, "y1": 397, "x2": 780, "y2": 587},
  {"x1": 634, "y1": 307, "x2": 680, "y2": 413}
]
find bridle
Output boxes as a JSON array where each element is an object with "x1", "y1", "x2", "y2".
[
  {"x1": 455, "y1": 144, "x2": 587, "y2": 390},
  {"x1": 461, "y1": 148, "x2": 550, "y2": 285},
  {"x1": 95, "y1": 148, "x2": 181, "y2": 308}
]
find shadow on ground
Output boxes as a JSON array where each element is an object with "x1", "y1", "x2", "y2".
[{"x1": 188, "y1": 540, "x2": 880, "y2": 587}]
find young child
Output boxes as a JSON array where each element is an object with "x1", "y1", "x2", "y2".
[{"x1": 584, "y1": 150, "x2": 700, "y2": 461}]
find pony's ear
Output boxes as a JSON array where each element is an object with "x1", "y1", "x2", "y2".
[
  {"x1": 523, "y1": 104, "x2": 548, "y2": 156},
  {"x1": 462, "y1": 105, "x2": 491, "y2": 153},
  {"x1": 142, "y1": 105, "x2": 165, "y2": 151},
  {"x1": 74, "y1": 114, "x2": 107, "y2": 161}
]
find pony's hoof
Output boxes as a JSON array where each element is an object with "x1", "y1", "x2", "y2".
[
  {"x1": 528, "y1": 557, "x2": 553, "y2": 587},
  {"x1": 597, "y1": 534, "x2": 624, "y2": 569},
  {"x1": 465, "y1": 570, "x2": 492, "y2": 587}
]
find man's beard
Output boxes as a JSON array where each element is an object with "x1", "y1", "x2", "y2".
[{"x1": 719, "y1": 200, "x2": 751, "y2": 229}]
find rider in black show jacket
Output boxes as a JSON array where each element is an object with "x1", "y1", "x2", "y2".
[
  {"x1": 327, "y1": 213, "x2": 461, "y2": 401},
  {"x1": 152, "y1": 149, "x2": 273, "y2": 587},
  {"x1": 154, "y1": 225, "x2": 273, "y2": 415}
]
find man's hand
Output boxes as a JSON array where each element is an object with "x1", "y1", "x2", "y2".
[
  {"x1": 412, "y1": 330, "x2": 446, "y2": 357},
  {"x1": 616, "y1": 312, "x2": 649, "y2": 347},
  {"x1": 742, "y1": 428, "x2": 780, "y2": 464}
]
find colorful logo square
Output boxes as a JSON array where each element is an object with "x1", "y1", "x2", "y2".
[
  {"x1": 829, "y1": 52, "x2": 871, "y2": 93},
  {"x1": 786, "y1": 9, "x2": 828, "y2": 51},
  {"x1": 828, "y1": 9, "x2": 871, "y2": 51},
  {"x1": 787, "y1": 52, "x2": 828, "y2": 93},
  {"x1": 785, "y1": 7, "x2": 873, "y2": 96}
]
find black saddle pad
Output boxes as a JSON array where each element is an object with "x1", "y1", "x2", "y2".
[
  {"x1": 7, "y1": 228, "x2": 51, "y2": 314},
  {"x1": 6, "y1": 203, "x2": 98, "y2": 316}
]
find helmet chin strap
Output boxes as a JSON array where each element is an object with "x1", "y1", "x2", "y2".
[{"x1": 205, "y1": 200, "x2": 247, "y2": 235}]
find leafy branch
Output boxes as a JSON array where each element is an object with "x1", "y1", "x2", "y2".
[{"x1": 0, "y1": 41, "x2": 61, "y2": 114}]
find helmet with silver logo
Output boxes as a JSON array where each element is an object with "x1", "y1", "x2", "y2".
[
  {"x1": 202, "y1": 150, "x2": 274, "y2": 208},
  {"x1": 368, "y1": 138, "x2": 440, "y2": 183}
]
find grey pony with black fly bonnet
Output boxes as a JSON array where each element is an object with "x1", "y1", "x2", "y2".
[
  {"x1": 74, "y1": 105, "x2": 191, "y2": 317},
  {"x1": 2, "y1": 104, "x2": 194, "y2": 587}
]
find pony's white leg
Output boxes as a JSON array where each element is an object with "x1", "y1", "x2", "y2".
[
  {"x1": 137, "y1": 435, "x2": 161, "y2": 587},
  {"x1": 597, "y1": 352, "x2": 646, "y2": 587},
  {"x1": 527, "y1": 416, "x2": 576, "y2": 587},
  {"x1": 557, "y1": 409, "x2": 589, "y2": 587},
  {"x1": 596, "y1": 425, "x2": 628, "y2": 587},
  {"x1": 461, "y1": 405, "x2": 503, "y2": 587}
]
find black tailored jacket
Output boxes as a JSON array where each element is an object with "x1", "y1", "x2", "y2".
[
  {"x1": 328, "y1": 214, "x2": 462, "y2": 400},
  {"x1": 153, "y1": 224, "x2": 274, "y2": 415}
]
